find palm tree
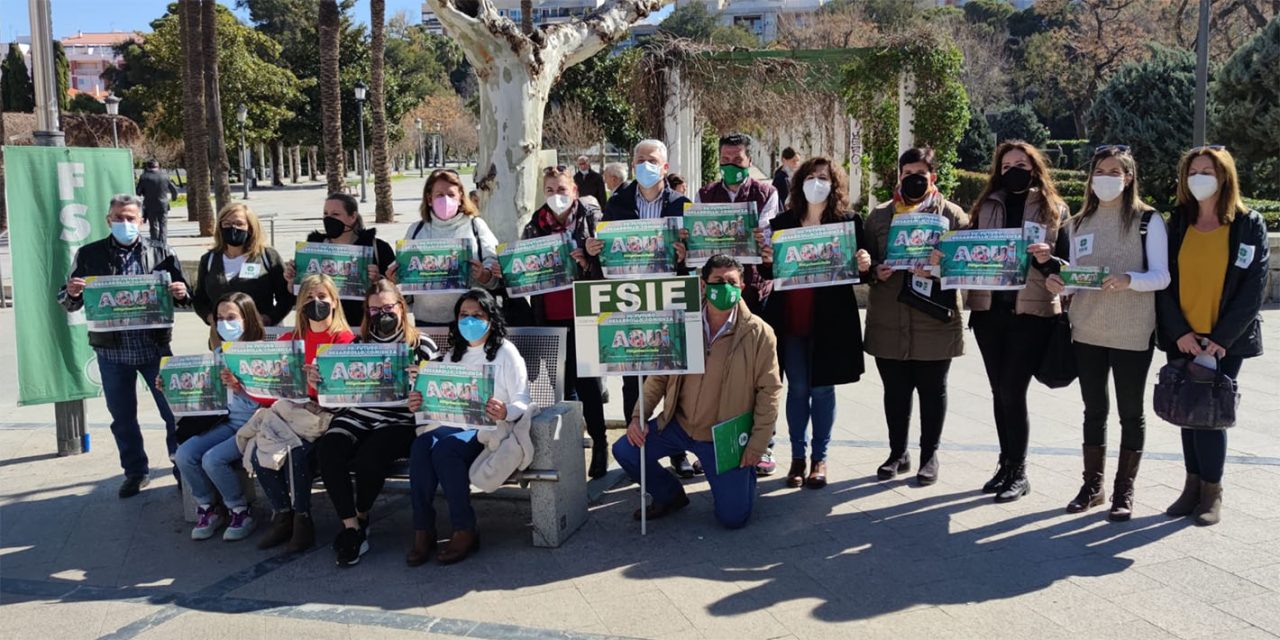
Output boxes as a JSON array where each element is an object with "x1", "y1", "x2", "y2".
[
  {"x1": 180, "y1": 0, "x2": 214, "y2": 233},
  {"x1": 202, "y1": 0, "x2": 231, "y2": 218},
  {"x1": 521, "y1": 0, "x2": 534, "y2": 34},
  {"x1": 370, "y1": 0, "x2": 394, "y2": 222},
  {"x1": 318, "y1": 0, "x2": 345, "y2": 195}
]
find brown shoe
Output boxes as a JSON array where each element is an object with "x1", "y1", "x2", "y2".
[
  {"x1": 1166, "y1": 473, "x2": 1200, "y2": 517},
  {"x1": 283, "y1": 512, "x2": 315, "y2": 553},
  {"x1": 805, "y1": 461, "x2": 828, "y2": 489},
  {"x1": 632, "y1": 492, "x2": 691, "y2": 521},
  {"x1": 406, "y1": 529, "x2": 437, "y2": 567},
  {"x1": 786, "y1": 459, "x2": 806, "y2": 488},
  {"x1": 436, "y1": 529, "x2": 480, "y2": 565},
  {"x1": 1195, "y1": 481, "x2": 1222, "y2": 526},
  {"x1": 257, "y1": 511, "x2": 294, "y2": 550}
]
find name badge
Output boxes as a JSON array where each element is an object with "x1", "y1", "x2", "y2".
[
  {"x1": 1076, "y1": 234, "x2": 1094, "y2": 258},
  {"x1": 239, "y1": 263, "x2": 263, "y2": 280},
  {"x1": 911, "y1": 275, "x2": 934, "y2": 298},
  {"x1": 1235, "y1": 244, "x2": 1255, "y2": 269},
  {"x1": 1023, "y1": 222, "x2": 1046, "y2": 245}
]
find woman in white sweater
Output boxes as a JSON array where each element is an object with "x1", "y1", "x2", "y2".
[
  {"x1": 405, "y1": 289, "x2": 530, "y2": 566},
  {"x1": 404, "y1": 169, "x2": 502, "y2": 326}
]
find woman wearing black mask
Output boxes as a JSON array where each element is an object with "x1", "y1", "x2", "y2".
[
  {"x1": 313, "y1": 279, "x2": 437, "y2": 567},
  {"x1": 286, "y1": 193, "x2": 397, "y2": 324},
  {"x1": 962, "y1": 141, "x2": 1068, "y2": 502},
  {"x1": 191, "y1": 203, "x2": 295, "y2": 325}
]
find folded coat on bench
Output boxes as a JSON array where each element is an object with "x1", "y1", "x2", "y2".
[{"x1": 414, "y1": 406, "x2": 539, "y2": 492}]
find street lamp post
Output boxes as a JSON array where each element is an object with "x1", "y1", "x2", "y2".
[
  {"x1": 433, "y1": 121, "x2": 442, "y2": 167},
  {"x1": 104, "y1": 93, "x2": 121, "y2": 148},
  {"x1": 416, "y1": 117, "x2": 424, "y2": 178},
  {"x1": 236, "y1": 102, "x2": 250, "y2": 200},
  {"x1": 354, "y1": 80, "x2": 368, "y2": 203},
  {"x1": 1192, "y1": 0, "x2": 1211, "y2": 147}
]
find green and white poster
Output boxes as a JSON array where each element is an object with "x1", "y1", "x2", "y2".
[
  {"x1": 711, "y1": 412, "x2": 754, "y2": 474},
  {"x1": 6, "y1": 146, "x2": 132, "y2": 405},
  {"x1": 596, "y1": 218, "x2": 679, "y2": 278},
  {"x1": 770, "y1": 221, "x2": 860, "y2": 290},
  {"x1": 682, "y1": 202, "x2": 760, "y2": 266},
  {"x1": 315, "y1": 343, "x2": 410, "y2": 408},
  {"x1": 82, "y1": 273, "x2": 175, "y2": 332},
  {"x1": 884, "y1": 213, "x2": 949, "y2": 270},
  {"x1": 1060, "y1": 265, "x2": 1110, "y2": 289},
  {"x1": 414, "y1": 362, "x2": 497, "y2": 430},
  {"x1": 596, "y1": 310, "x2": 687, "y2": 375},
  {"x1": 160, "y1": 354, "x2": 228, "y2": 417},
  {"x1": 395, "y1": 238, "x2": 472, "y2": 295},
  {"x1": 572, "y1": 276, "x2": 704, "y2": 377},
  {"x1": 938, "y1": 228, "x2": 1028, "y2": 291},
  {"x1": 221, "y1": 340, "x2": 309, "y2": 400},
  {"x1": 294, "y1": 242, "x2": 373, "y2": 300},
  {"x1": 497, "y1": 232, "x2": 576, "y2": 297}
]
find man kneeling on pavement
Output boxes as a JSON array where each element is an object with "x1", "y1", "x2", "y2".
[{"x1": 612, "y1": 255, "x2": 782, "y2": 529}]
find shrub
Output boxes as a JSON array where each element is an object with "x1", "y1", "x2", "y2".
[
  {"x1": 950, "y1": 169, "x2": 990, "y2": 210},
  {"x1": 1245, "y1": 198, "x2": 1280, "y2": 231},
  {"x1": 958, "y1": 108, "x2": 996, "y2": 172},
  {"x1": 989, "y1": 103, "x2": 1050, "y2": 148}
]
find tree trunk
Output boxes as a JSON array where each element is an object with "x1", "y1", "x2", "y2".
[
  {"x1": 521, "y1": 0, "x2": 534, "y2": 34},
  {"x1": 180, "y1": 0, "x2": 213, "y2": 229},
  {"x1": 201, "y1": 0, "x2": 231, "y2": 223},
  {"x1": 473, "y1": 62, "x2": 557, "y2": 241},
  {"x1": 0, "y1": 101, "x2": 7, "y2": 234},
  {"x1": 271, "y1": 140, "x2": 285, "y2": 187},
  {"x1": 308, "y1": 146, "x2": 318, "y2": 181},
  {"x1": 291, "y1": 145, "x2": 301, "y2": 184},
  {"x1": 370, "y1": 0, "x2": 394, "y2": 222},
  {"x1": 318, "y1": 0, "x2": 345, "y2": 194}
]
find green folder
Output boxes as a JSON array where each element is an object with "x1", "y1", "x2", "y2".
[{"x1": 711, "y1": 412, "x2": 754, "y2": 474}]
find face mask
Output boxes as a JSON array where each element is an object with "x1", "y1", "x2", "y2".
[
  {"x1": 635, "y1": 162, "x2": 663, "y2": 189},
  {"x1": 803, "y1": 178, "x2": 832, "y2": 203},
  {"x1": 221, "y1": 226, "x2": 249, "y2": 247},
  {"x1": 322, "y1": 215, "x2": 348, "y2": 239},
  {"x1": 1091, "y1": 176, "x2": 1126, "y2": 202},
  {"x1": 458, "y1": 316, "x2": 490, "y2": 343},
  {"x1": 720, "y1": 164, "x2": 749, "y2": 187},
  {"x1": 577, "y1": 167, "x2": 588, "y2": 175},
  {"x1": 1188, "y1": 174, "x2": 1219, "y2": 201},
  {"x1": 1002, "y1": 166, "x2": 1033, "y2": 193},
  {"x1": 110, "y1": 221, "x2": 139, "y2": 245},
  {"x1": 432, "y1": 195, "x2": 460, "y2": 221},
  {"x1": 217, "y1": 319, "x2": 244, "y2": 342},
  {"x1": 900, "y1": 174, "x2": 930, "y2": 201},
  {"x1": 547, "y1": 194, "x2": 573, "y2": 215},
  {"x1": 303, "y1": 299, "x2": 331, "y2": 323},
  {"x1": 783, "y1": 164, "x2": 795, "y2": 176},
  {"x1": 371, "y1": 312, "x2": 401, "y2": 341},
  {"x1": 705, "y1": 282, "x2": 741, "y2": 311}
]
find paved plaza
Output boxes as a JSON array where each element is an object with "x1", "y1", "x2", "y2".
[{"x1": 3, "y1": 178, "x2": 1280, "y2": 639}]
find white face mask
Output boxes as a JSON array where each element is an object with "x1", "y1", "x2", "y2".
[
  {"x1": 803, "y1": 178, "x2": 832, "y2": 204},
  {"x1": 547, "y1": 193, "x2": 573, "y2": 214},
  {"x1": 1091, "y1": 175, "x2": 1126, "y2": 202},
  {"x1": 1188, "y1": 174, "x2": 1219, "y2": 201}
]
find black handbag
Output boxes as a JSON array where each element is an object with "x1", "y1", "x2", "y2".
[
  {"x1": 1154, "y1": 358, "x2": 1240, "y2": 429},
  {"x1": 896, "y1": 274, "x2": 956, "y2": 322},
  {"x1": 1035, "y1": 312, "x2": 1077, "y2": 389}
]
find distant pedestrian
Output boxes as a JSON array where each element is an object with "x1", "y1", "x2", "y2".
[
  {"x1": 135, "y1": 160, "x2": 179, "y2": 244},
  {"x1": 573, "y1": 155, "x2": 608, "y2": 207},
  {"x1": 773, "y1": 147, "x2": 801, "y2": 206},
  {"x1": 603, "y1": 162, "x2": 628, "y2": 196},
  {"x1": 665, "y1": 173, "x2": 687, "y2": 196}
]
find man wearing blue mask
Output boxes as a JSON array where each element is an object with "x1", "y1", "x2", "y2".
[{"x1": 58, "y1": 194, "x2": 192, "y2": 498}]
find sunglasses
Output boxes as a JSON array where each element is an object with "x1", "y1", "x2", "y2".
[
  {"x1": 1191, "y1": 145, "x2": 1226, "y2": 153},
  {"x1": 429, "y1": 168, "x2": 460, "y2": 178},
  {"x1": 1094, "y1": 144, "x2": 1131, "y2": 155}
]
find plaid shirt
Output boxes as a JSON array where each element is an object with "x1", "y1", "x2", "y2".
[{"x1": 94, "y1": 240, "x2": 166, "y2": 365}]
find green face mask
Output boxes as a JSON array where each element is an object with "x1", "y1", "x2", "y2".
[
  {"x1": 720, "y1": 164, "x2": 749, "y2": 187},
  {"x1": 705, "y1": 282, "x2": 741, "y2": 311}
]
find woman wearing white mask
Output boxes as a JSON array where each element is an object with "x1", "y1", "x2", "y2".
[
  {"x1": 404, "y1": 169, "x2": 501, "y2": 326},
  {"x1": 1036, "y1": 145, "x2": 1170, "y2": 522},
  {"x1": 1155, "y1": 146, "x2": 1268, "y2": 527}
]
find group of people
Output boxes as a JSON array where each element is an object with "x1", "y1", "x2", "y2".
[{"x1": 57, "y1": 133, "x2": 1267, "y2": 570}]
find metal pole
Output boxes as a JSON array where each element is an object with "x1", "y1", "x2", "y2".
[
  {"x1": 357, "y1": 101, "x2": 367, "y2": 203},
  {"x1": 418, "y1": 129, "x2": 425, "y2": 178},
  {"x1": 239, "y1": 123, "x2": 250, "y2": 200},
  {"x1": 110, "y1": 117, "x2": 119, "y2": 148},
  {"x1": 1193, "y1": 0, "x2": 1211, "y2": 148},
  {"x1": 639, "y1": 390, "x2": 647, "y2": 536}
]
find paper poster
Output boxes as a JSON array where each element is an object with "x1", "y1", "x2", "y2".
[
  {"x1": 221, "y1": 340, "x2": 309, "y2": 400},
  {"x1": 1060, "y1": 265, "x2": 1110, "y2": 290},
  {"x1": 595, "y1": 310, "x2": 688, "y2": 375},
  {"x1": 395, "y1": 238, "x2": 473, "y2": 295},
  {"x1": 414, "y1": 361, "x2": 498, "y2": 430},
  {"x1": 314, "y1": 343, "x2": 411, "y2": 408},
  {"x1": 572, "y1": 277, "x2": 705, "y2": 378},
  {"x1": 596, "y1": 218, "x2": 679, "y2": 278},
  {"x1": 938, "y1": 228, "x2": 1028, "y2": 291},
  {"x1": 294, "y1": 242, "x2": 374, "y2": 300},
  {"x1": 159, "y1": 354, "x2": 227, "y2": 417},
  {"x1": 496, "y1": 232, "x2": 576, "y2": 297},
  {"x1": 682, "y1": 202, "x2": 761, "y2": 266},
  {"x1": 82, "y1": 273, "x2": 175, "y2": 332},
  {"x1": 711, "y1": 412, "x2": 754, "y2": 474},
  {"x1": 884, "y1": 213, "x2": 949, "y2": 270},
  {"x1": 770, "y1": 221, "x2": 860, "y2": 291}
]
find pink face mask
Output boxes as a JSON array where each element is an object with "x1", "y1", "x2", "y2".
[{"x1": 432, "y1": 195, "x2": 460, "y2": 221}]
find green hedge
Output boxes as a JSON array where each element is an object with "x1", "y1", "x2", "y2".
[
  {"x1": 951, "y1": 170, "x2": 988, "y2": 210},
  {"x1": 1245, "y1": 198, "x2": 1280, "y2": 231}
]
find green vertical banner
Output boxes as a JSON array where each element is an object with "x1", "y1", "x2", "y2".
[{"x1": 5, "y1": 146, "x2": 133, "y2": 405}]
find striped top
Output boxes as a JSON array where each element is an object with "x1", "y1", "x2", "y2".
[
  {"x1": 327, "y1": 334, "x2": 438, "y2": 439},
  {"x1": 635, "y1": 187, "x2": 671, "y2": 220}
]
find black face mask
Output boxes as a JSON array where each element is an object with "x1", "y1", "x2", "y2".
[
  {"x1": 221, "y1": 226, "x2": 249, "y2": 247},
  {"x1": 303, "y1": 299, "x2": 331, "y2": 322},
  {"x1": 370, "y1": 312, "x2": 401, "y2": 341},
  {"x1": 322, "y1": 216, "x2": 348, "y2": 239},
  {"x1": 900, "y1": 174, "x2": 930, "y2": 201},
  {"x1": 1002, "y1": 166, "x2": 1033, "y2": 193}
]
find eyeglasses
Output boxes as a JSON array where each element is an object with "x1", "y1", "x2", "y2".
[
  {"x1": 367, "y1": 304, "x2": 399, "y2": 316},
  {"x1": 429, "y1": 168, "x2": 460, "y2": 178},
  {"x1": 1191, "y1": 145, "x2": 1226, "y2": 153},
  {"x1": 1094, "y1": 144, "x2": 1131, "y2": 155}
]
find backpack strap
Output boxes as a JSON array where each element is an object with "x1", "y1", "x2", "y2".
[
  {"x1": 1139, "y1": 209, "x2": 1154, "y2": 272},
  {"x1": 411, "y1": 220, "x2": 426, "y2": 240}
]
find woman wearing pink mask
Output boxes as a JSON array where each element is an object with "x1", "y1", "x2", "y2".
[{"x1": 405, "y1": 169, "x2": 501, "y2": 326}]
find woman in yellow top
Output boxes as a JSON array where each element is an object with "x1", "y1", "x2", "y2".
[{"x1": 1155, "y1": 146, "x2": 1270, "y2": 527}]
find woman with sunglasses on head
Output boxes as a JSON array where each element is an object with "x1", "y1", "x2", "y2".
[
  {"x1": 313, "y1": 280, "x2": 438, "y2": 566},
  {"x1": 1035, "y1": 145, "x2": 1170, "y2": 521},
  {"x1": 284, "y1": 193, "x2": 396, "y2": 324},
  {"x1": 191, "y1": 203, "x2": 294, "y2": 326},
  {"x1": 1155, "y1": 146, "x2": 1268, "y2": 527},
  {"x1": 405, "y1": 170, "x2": 501, "y2": 327}
]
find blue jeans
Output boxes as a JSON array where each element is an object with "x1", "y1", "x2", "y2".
[
  {"x1": 251, "y1": 440, "x2": 315, "y2": 513},
  {"x1": 409, "y1": 427, "x2": 483, "y2": 532},
  {"x1": 781, "y1": 336, "x2": 836, "y2": 463},
  {"x1": 174, "y1": 424, "x2": 247, "y2": 509},
  {"x1": 98, "y1": 358, "x2": 177, "y2": 479},
  {"x1": 611, "y1": 419, "x2": 757, "y2": 529}
]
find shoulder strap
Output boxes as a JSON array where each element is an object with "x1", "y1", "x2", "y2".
[
  {"x1": 471, "y1": 217, "x2": 485, "y2": 260},
  {"x1": 412, "y1": 220, "x2": 426, "y2": 239},
  {"x1": 1140, "y1": 209, "x2": 1154, "y2": 272},
  {"x1": 260, "y1": 249, "x2": 273, "y2": 271},
  {"x1": 205, "y1": 251, "x2": 215, "y2": 274}
]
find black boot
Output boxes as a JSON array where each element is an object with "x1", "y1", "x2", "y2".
[
  {"x1": 981, "y1": 457, "x2": 1007, "y2": 494},
  {"x1": 995, "y1": 460, "x2": 1030, "y2": 503},
  {"x1": 588, "y1": 443, "x2": 608, "y2": 479},
  {"x1": 877, "y1": 451, "x2": 910, "y2": 481},
  {"x1": 1066, "y1": 444, "x2": 1106, "y2": 513},
  {"x1": 916, "y1": 448, "x2": 939, "y2": 486},
  {"x1": 1108, "y1": 448, "x2": 1142, "y2": 522}
]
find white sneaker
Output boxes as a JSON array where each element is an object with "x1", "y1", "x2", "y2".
[
  {"x1": 192, "y1": 505, "x2": 226, "y2": 540},
  {"x1": 223, "y1": 508, "x2": 257, "y2": 542}
]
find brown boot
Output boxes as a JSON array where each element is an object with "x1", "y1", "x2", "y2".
[
  {"x1": 283, "y1": 512, "x2": 315, "y2": 553},
  {"x1": 1066, "y1": 445, "x2": 1106, "y2": 513},
  {"x1": 1166, "y1": 473, "x2": 1200, "y2": 517},
  {"x1": 785, "y1": 459, "x2": 806, "y2": 488},
  {"x1": 256, "y1": 510, "x2": 294, "y2": 550},
  {"x1": 1108, "y1": 448, "x2": 1142, "y2": 522},
  {"x1": 1194, "y1": 482, "x2": 1222, "y2": 526},
  {"x1": 405, "y1": 530, "x2": 437, "y2": 567},
  {"x1": 805, "y1": 461, "x2": 828, "y2": 489},
  {"x1": 436, "y1": 530, "x2": 480, "y2": 565}
]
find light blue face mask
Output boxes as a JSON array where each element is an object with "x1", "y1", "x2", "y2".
[
  {"x1": 635, "y1": 161, "x2": 663, "y2": 188},
  {"x1": 217, "y1": 319, "x2": 245, "y2": 342},
  {"x1": 110, "y1": 221, "x2": 140, "y2": 245},
  {"x1": 458, "y1": 316, "x2": 490, "y2": 343}
]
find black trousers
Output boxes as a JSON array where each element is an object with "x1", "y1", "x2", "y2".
[
  {"x1": 971, "y1": 310, "x2": 1053, "y2": 463},
  {"x1": 1074, "y1": 341, "x2": 1154, "y2": 451},
  {"x1": 875, "y1": 358, "x2": 952, "y2": 456},
  {"x1": 145, "y1": 208, "x2": 168, "y2": 245},
  {"x1": 1177, "y1": 355, "x2": 1243, "y2": 484},
  {"x1": 315, "y1": 426, "x2": 416, "y2": 521},
  {"x1": 547, "y1": 319, "x2": 607, "y2": 447}
]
